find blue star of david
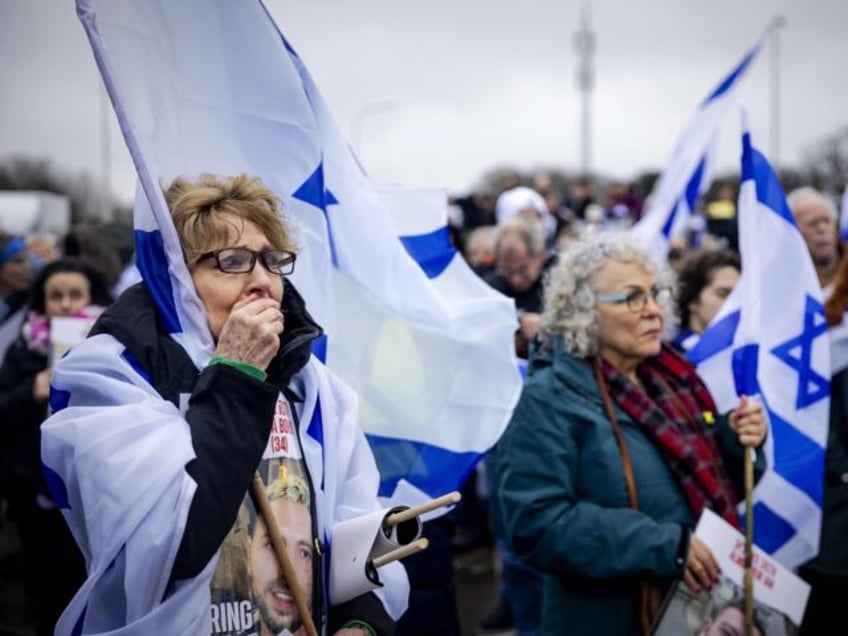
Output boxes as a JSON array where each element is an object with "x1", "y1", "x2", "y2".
[
  {"x1": 292, "y1": 161, "x2": 339, "y2": 265},
  {"x1": 770, "y1": 295, "x2": 829, "y2": 409}
]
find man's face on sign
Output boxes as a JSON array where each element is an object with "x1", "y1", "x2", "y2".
[{"x1": 249, "y1": 497, "x2": 313, "y2": 635}]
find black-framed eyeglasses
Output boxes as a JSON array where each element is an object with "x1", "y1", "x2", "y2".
[
  {"x1": 196, "y1": 247, "x2": 297, "y2": 276},
  {"x1": 595, "y1": 287, "x2": 671, "y2": 312}
]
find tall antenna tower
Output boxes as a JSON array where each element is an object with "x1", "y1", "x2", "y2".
[{"x1": 573, "y1": 2, "x2": 595, "y2": 176}]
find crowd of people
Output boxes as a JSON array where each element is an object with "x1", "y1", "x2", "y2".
[
  {"x1": 0, "y1": 169, "x2": 846, "y2": 636},
  {"x1": 0, "y1": 226, "x2": 133, "y2": 636}
]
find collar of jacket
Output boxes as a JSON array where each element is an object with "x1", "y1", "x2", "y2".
[
  {"x1": 266, "y1": 278, "x2": 323, "y2": 389},
  {"x1": 528, "y1": 333, "x2": 603, "y2": 406}
]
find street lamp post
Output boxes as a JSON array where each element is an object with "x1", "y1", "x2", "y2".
[{"x1": 769, "y1": 16, "x2": 787, "y2": 171}]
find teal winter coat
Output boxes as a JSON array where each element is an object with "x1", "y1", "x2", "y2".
[{"x1": 494, "y1": 335, "x2": 764, "y2": 636}]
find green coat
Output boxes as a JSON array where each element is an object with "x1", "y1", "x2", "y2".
[{"x1": 494, "y1": 336, "x2": 763, "y2": 636}]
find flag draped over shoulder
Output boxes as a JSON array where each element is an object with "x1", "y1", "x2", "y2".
[
  {"x1": 75, "y1": 0, "x2": 522, "y2": 510},
  {"x1": 629, "y1": 21, "x2": 778, "y2": 258},
  {"x1": 688, "y1": 120, "x2": 830, "y2": 569}
]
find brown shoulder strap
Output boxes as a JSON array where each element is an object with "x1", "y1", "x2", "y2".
[
  {"x1": 593, "y1": 359, "x2": 663, "y2": 636},
  {"x1": 593, "y1": 359, "x2": 640, "y2": 510}
]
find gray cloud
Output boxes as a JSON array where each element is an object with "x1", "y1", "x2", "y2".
[{"x1": 1, "y1": 0, "x2": 846, "y2": 205}]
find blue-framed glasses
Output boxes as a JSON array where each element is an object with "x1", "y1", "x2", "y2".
[{"x1": 595, "y1": 287, "x2": 671, "y2": 312}]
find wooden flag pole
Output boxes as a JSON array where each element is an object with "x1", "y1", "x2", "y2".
[{"x1": 743, "y1": 447, "x2": 755, "y2": 636}]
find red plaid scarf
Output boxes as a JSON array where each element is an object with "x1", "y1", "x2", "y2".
[{"x1": 600, "y1": 345, "x2": 740, "y2": 527}]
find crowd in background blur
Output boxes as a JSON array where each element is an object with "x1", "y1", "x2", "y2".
[
  {"x1": 0, "y1": 220, "x2": 138, "y2": 635},
  {"x1": 1, "y1": 167, "x2": 846, "y2": 635}
]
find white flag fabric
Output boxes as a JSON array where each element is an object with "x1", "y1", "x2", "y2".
[
  {"x1": 687, "y1": 120, "x2": 830, "y2": 569},
  {"x1": 629, "y1": 21, "x2": 777, "y2": 258},
  {"x1": 73, "y1": 0, "x2": 521, "y2": 512}
]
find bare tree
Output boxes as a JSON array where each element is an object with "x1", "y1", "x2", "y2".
[
  {"x1": 800, "y1": 126, "x2": 848, "y2": 196},
  {"x1": 0, "y1": 156, "x2": 115, "y2": 224}
]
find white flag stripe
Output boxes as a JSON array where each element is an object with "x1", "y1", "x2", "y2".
[
  {"x1": 756, "y1": 470, "x2": 822, "y2": 554},
  {"x1": 378, "y1": 185, "x2": 449, "y2": 236}
]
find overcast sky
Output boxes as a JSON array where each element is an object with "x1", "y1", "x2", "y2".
[{"x1": 1, "y1": 1, "x2": 846, "y2": 205}]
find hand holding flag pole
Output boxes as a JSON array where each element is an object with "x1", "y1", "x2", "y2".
[{"x1": 729, "y1": 394, "x2": 764, "y2": 636}]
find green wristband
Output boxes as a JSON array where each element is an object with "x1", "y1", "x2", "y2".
[
  {"x1": 208, "y1": 356, "x2": 267, "y2": 381},
  {"x1": 341, "y1": 620, "x2": 377, "y2": 636}
]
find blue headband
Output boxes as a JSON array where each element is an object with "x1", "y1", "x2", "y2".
[{"x1": 0, "y1": 236, "x2": 27, "y2": 268}]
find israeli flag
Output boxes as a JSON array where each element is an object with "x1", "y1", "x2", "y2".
[
  {"x1": 630, "y1": 20, "x2": 779, "y2": 258},
  {"x1": 75, "y1": 0, "x2": 521, "y2": 511},
  {"x1": 688, "y1": 118, "x2": 830, "y2": 569}
]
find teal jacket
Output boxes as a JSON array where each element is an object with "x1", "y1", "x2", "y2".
[{"x1": 494, "y1": 335, "x2": 764, "y2": 635}]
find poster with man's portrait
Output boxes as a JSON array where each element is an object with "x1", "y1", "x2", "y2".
[
  {"x1": 651, "y1": 509, "x2": 809, "y2": 636},
  {"x1": 209, "y1": 395, "x2": 317, "y2": 636}
]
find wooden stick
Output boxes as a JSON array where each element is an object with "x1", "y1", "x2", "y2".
[
  {"x1": 743, "y1": 447, "x2": 755, "y2": 636},
  {"x1": 250, "y1": 472, "x2": 318, "y2": 636},
  {"x1": 371, "y1": 537, "x2": 429, "y2": 568},
  {"x1": 384, "y1": 491, "x2": 462, "y2": 527}
]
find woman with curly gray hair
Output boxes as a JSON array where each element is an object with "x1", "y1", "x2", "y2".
[{"x1": 494, "y1": 233, "x2": 767, "y2": 636}]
